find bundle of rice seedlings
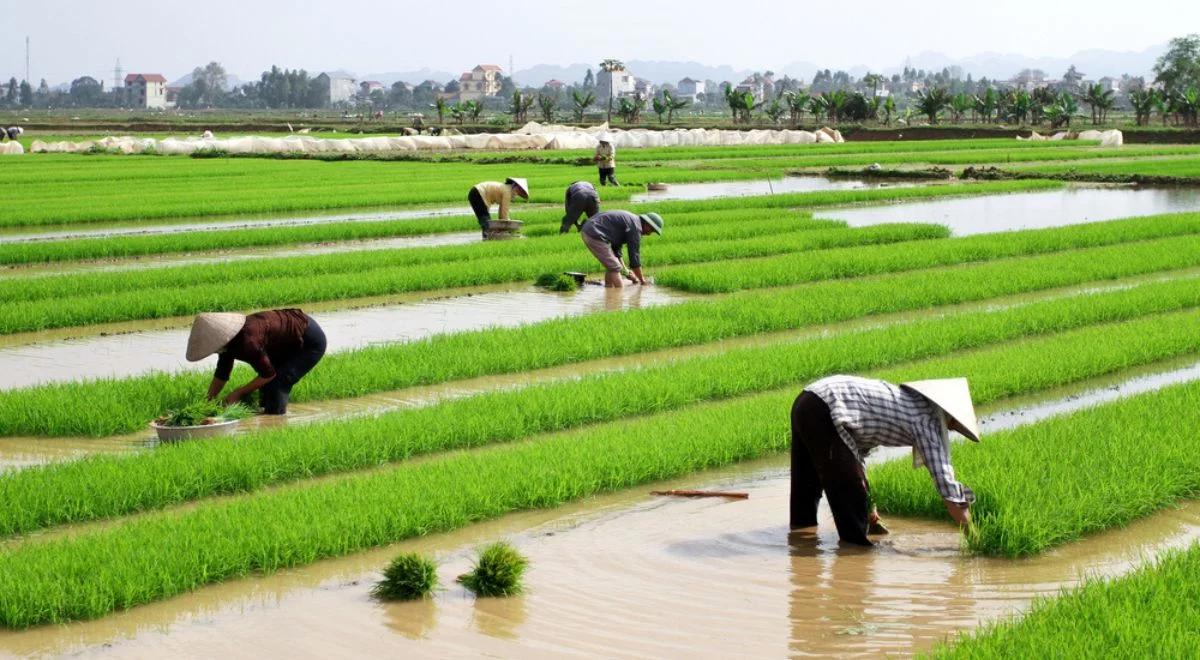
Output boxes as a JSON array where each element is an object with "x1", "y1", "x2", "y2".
[
  {"x1": 457, "y1": 542, "x2": 528, "y2": 597},
  {"x1": 371, "y1": 552, "x2": 438, "y2": 601}
]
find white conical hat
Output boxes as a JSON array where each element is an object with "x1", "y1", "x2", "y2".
[
  {"x1": 506, "y1": 177, "x2": 529, "y2": 198},
  {"x1": 901, "y1": 378, "x2": 980, "y2": 442},
  {"x1": 186, "y1": 312, "x2": 246, "y2": 361}
]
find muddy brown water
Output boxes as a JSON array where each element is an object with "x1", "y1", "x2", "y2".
[
  {"x1": 630, "y1": 175, "x2": 920, "y2": 202},
  {"x1": 0, "y1": 284, "x2": 686, "y2": 391},
  {"x1": 818, "y1": 185, "x2": 1200, "y2": 235},
  {"x1": 1, "y1": 456, "x2": 1196, "y2": 658}
]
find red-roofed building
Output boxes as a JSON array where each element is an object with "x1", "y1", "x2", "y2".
[
  {"x1": 125, "y1": 73, "x2": 168, "y2": 109},
  {"x1": 457, "y1": 64, "x2": 503, "y2": 101}
]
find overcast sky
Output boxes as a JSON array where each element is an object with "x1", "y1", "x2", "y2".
[{"x1": 2, "y1": 0, "x2": 1194, "y2": 85}]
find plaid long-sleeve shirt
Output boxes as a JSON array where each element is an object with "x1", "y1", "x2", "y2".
[{"x1": 805, "y1": 375, "x2": 974, "y2": 504}]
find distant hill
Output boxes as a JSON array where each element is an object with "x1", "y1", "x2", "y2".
[
  {"x1": 515, "y1": 60, "x2": 757, "y2": 87},
  {"x1": 168, "y1": 72, "x2": 244, "y2": 91},
  {"x1": 363, "y1": 68, "x2": 456, "y2": 86}
]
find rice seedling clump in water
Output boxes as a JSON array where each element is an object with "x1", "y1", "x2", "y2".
[
  {"x1": 371, "y1": 552, "x2": 439, "y2": 601},
  {"x1": 155, "y1": 401, "x2": 253, "y2": 427},
  {"x1": 534, "y1": 272, "x2": 579, "y2": 291},
  {"x1": 458, "y1": 542, "x2": 528, "y2": 597}
]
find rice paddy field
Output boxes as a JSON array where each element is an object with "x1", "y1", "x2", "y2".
[{"x1": 1, "y1": 134, "x2": 1200, "y2": 656}]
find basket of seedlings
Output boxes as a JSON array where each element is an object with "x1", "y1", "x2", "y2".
[
  {"x1": 646, "y1": 182, "x2": 669, "y2": 191},
  {"x1": 151, "y1": 400, "x2": 253, "y2": 441}
]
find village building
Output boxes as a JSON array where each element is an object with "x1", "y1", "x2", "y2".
[
  {"x1": 598, "y1": 67, "x2": 637, "y2": 101},
  {"x1": 677, "y1": 77, "x2": 706, "y2": 102},
  {"x1": 314, "y1": 72, "x2": 357, "y2": 106},
  {"x1": 458, "y1": 64, "x2": 503, "y2": 101},
  {"x1": 124, "y1": 73, "x2": 167, "y2": 109}
]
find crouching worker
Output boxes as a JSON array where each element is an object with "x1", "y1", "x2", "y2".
[
  {"x1": 790, "y1": 375, "x2": 979, "y2": 545},
  {"x1": 468, "y1": 177, "x2": 529, "y2": 238},
  {"x1": 581, "y1": 210, "x2": 663, "y2": 287},
  {"x1": 560, "y1": 180, "x2": 601, "y2": 234},
  {"x1": 186, "y1": 309, "x2": 327, "y2": 415}
]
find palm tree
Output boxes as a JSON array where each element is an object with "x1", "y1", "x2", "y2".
[
  {"x1": 1082, "y1": 83, "x2": 1115, "y2": 125},
  {"x1": 571, "y1": 89, "x2": 595, "y2": 122},
  {"x1": 784, "y1": 91, "x2": 810, "y2": 126},
  {"x1": 599, "y1": 58, "x2": 625, "y2": 124},
  {"x1": 1128, "y1": 89, "x2": 1157, "y2": 126},
  {"x1": 915, "y1": 87, "x2": 951, "y2": 124}
]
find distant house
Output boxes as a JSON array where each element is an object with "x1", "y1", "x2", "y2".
[
  {"x1": 124, "y1": 73, "x2": 167, "y2": 109},
  {"x1": 634, "y1": 78, "x2": 656, "y2": 98},
  {"x1": 165, "y1": 86, "x2": 181, "y2": 109},
  {"x1": 735, "y1": 77, "x2": 765, "y2": 102},
  {"x1": 598, "y1": 68, "x2": 637, "y2": 101},
  {"x1": 1097, "y1": 76, "x2": 1120, "y2": 94},
  {"x1": 359, "y1": 80, "x2": 385, "y2": 100},
  {"x1": 458, "y1": 64, "x2": 503, "y2": 101},
  {"x1": 543, "y1": 79, "x2": 566, "y2": 92},
  {"x1": 315, "y1": 72, "x2": 358, "y2": 106},
  {"x1": 677, "y1": 77, "x2": 706, "y2": 102}
]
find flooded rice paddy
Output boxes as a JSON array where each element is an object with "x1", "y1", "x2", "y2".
[
  {"x1": 819, "y1": 185, "x2": 1200, "y2": 235},
  {"x1": 2, "y1": 454, "x2": 1196, "y2": 658},
  {"x1": 631, "y1": 175, "x2": 919, "y2": 202},
  {"x1": 0, "y1": 284, "x2": 686, "y2": 390}
]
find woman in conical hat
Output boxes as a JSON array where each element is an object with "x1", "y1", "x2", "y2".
[
  {"x1": 790, "y1": 374, "x2": 980, "y2": 546},
  {"x1": 186, "y1": 308, "x2": 326, "y2": 415}
]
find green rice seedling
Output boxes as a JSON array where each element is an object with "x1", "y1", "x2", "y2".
[
  {"x1": 926, "y1": 543, "x2": 1200, "y2": 657},
  {"x1": 2, "y1": 237, "x2": 1199, "y2": 438},
  {"x1": 534, "y1": 273, "x2": 578, "y2": 291},
  {"x1": 870, "y1": 380, "x2": 1200, "y2": 557},
  {"x1": 457, "y1": 542, "x2": 528, "y2": 597},
  {"x1": 0, "y1": 280, "x2": 1196, "y2": 538},
  {"x1": 154, "y1": 401, "x2": 252, "y2": 427},
  {"x1": 370, "y1": 552, "x2": 439, "y2": 601},
  {"x1": 1, "y1": 351, "x2": 1198, "y2": 626}
]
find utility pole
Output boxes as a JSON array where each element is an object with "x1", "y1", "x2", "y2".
[
  {"x1": 114, "y1": 58, "x2": 124, "y2": 89},
  {"x1": 509, "y1": 54, "x2": 514, "y2": 86},
  {"x1": 25, "y1": 36, "x2": 30, "y2": 83}
]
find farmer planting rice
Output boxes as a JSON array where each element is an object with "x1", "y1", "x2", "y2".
[
  {"x1": 580, "y1": 209, "x2": 663, "y2": 287},
  {"x1": 1, "y1": 126, "x2": 22, "y2": 142},
  {"x1": 790, "y1": 375, "x2": 979, "y2": 545},
  {"x1": 594, "y1": 135, "x2": 619, "y2": 186},
  {"x1": 560, "y1": 180, "x2": 602, "y2": 233},
  {"x1": 186, "y1": 309, "x2": 327, "y2": 415},
  {"x1": 467, "y1": 177, "x2": 529, "y2": 238}
]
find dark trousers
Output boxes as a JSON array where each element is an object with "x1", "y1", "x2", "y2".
[
  {"x1": 467, "y1": 188, "x2": 491, "y2": 235},
  {"x1": 561, "y1": 189, "x2": 601, "y2": 233},
  {"x1": 598, "y1": 167, "x2": 618, "y2": 186},
  {"x1": 260, "y1": 316, "x2": 327, "y2": 415},
  {"x1": 790, "y1": 392, "x2": 872, "y2": 545}
]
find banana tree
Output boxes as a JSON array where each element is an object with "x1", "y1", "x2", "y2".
[
  {"x1": 1128, "y1": 89, "x2": 1157, "y2": 126},
  {"x1": 431, "y1": 97, "x2": 447, "y2": 124},
  {"x1": 466, "y1": 99, "x2": 484, "y2": 123},
  {"x1": 509, "y1": 90, "x2": 535, "y2": 123},
  {"x1": 949, "y1": 92, "x2": 972, "y2": 123},
  {"x1": 1044, "y1": 92, "x2": 1079, "y2": 129},
  {"x1": 764, "y1": 98, "x2": 787, "y2": 124},
  {"x1": 537, "y1": 92, "x2": 557, "y2": 123},
  {"x1": 661, "y1": 89, "x2": 690, "y2": 124},
  {"x1": 1082, "y1": 83, "x2": 1115, "y2": 125},
  {"x1": 1007, "y1": 89, "x2": 1033, "y2": 125},
  {"x1": 821, "y1": 90, "x2": 847, "y2": 123},
  {"x1": 571, "y1": 89, "x2": 595, "y2": 122},
  {"x1": 616, "y1": 93, "x2": 645, "y2": 123},
  {"x1": 1172, "y1": 87, "x2": 1199, "y2": 127},
  {"x1": 723, "y1": 84, "x2": 758, "y2": 123},
  {"x1": 881, "y1": 95, "x2": 896, "y2": 126},
  {"x1": 448, "y1": 101, "x2": 466, "y2": 125},
  {"x1": 973, "y1": 87, "x2": 1000, "y2": 123},
  {"x1": 807, "y1": 94, "x2": 829, "y2": 123},
  {"x1": 784, "y1": 91, "x2": 810, "y2": 126},
  {"x1": 915, "y1": 87, "x2": 950, "y2": 124}
]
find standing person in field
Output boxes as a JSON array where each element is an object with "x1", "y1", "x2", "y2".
[
  {"x1": 185, "y1": 309, "x2": 327, "y2": 415},
  {"x1": 594, "y1": 135, "x2": 618, "y2": 186},
  {"x1": 580, "y1": 210, "x2": 663, "y2": 287},
  {"x1": 560, "y1": 180, "x2": 601, "y2": 234},
  {"x1": 790, "y1": 375, "x2": 979, "y2": 546},
  {"x1": 467, "y1": 177, "x2": 529, "y2": 238}
]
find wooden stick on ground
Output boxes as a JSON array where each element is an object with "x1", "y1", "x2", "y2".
[{"x1": 650, "y1": 490, "x2": 749, "y2": 499}]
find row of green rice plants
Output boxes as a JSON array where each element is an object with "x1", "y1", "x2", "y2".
[
  {"x1": 3, "y1": 310, "x2": 1199, "y2": 628},
  {"x1": 0, "y1": 224, "x2": 949, "y2": 332},
  {"x1": 2, "y1": 285, "x2": 1196, "y2": 538},
  {"x1": 871, "y1": 377, "x2": 1200, "y2": 557},
  {"x1": 578, "y1": 139, "x2": 1119, "y2": 163},
  {"x1": 0, "y1": 219, "x2": 914, "y2": 305},
  {"x1": 657, "y1": 212, "x2": 1200, "y2": 292},
  {"x1": 927, "y1": 541, "x2": 1200, "y2": 658},
  {"x1": 5, "y1": 238, "x2": 1199, "y2": 437}
]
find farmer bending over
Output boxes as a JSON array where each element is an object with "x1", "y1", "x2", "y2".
[
  {"x1": 468, "y1": 177, "x2": 529, "y2": 238},
  {"x1": 186, "y1": 309, "x2": 327, "y2": 415},
  {"x1": 580, "y1": 210, "x2": 663, "y2": 287},
  {"x1": 560, "y1": 180, "x2": 601, "y2": 234},
  {"x1": 790, "y1": 375, "x2": 979, "y2": 545}
]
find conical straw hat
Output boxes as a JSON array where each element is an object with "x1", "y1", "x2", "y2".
[
  {"x1": 506, "y1": 177, "x2": 529, "y2": 198},
  {"x1": 186, "y1": 312, "x2": 246, "y2": 361},
  {"x1": 901, "y1": 378, "x2": 980, "y2": 442}
]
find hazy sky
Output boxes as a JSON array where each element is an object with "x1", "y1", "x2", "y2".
[{"x1": 2, "y1": 0, "x2": 1194, "y2": 84}]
